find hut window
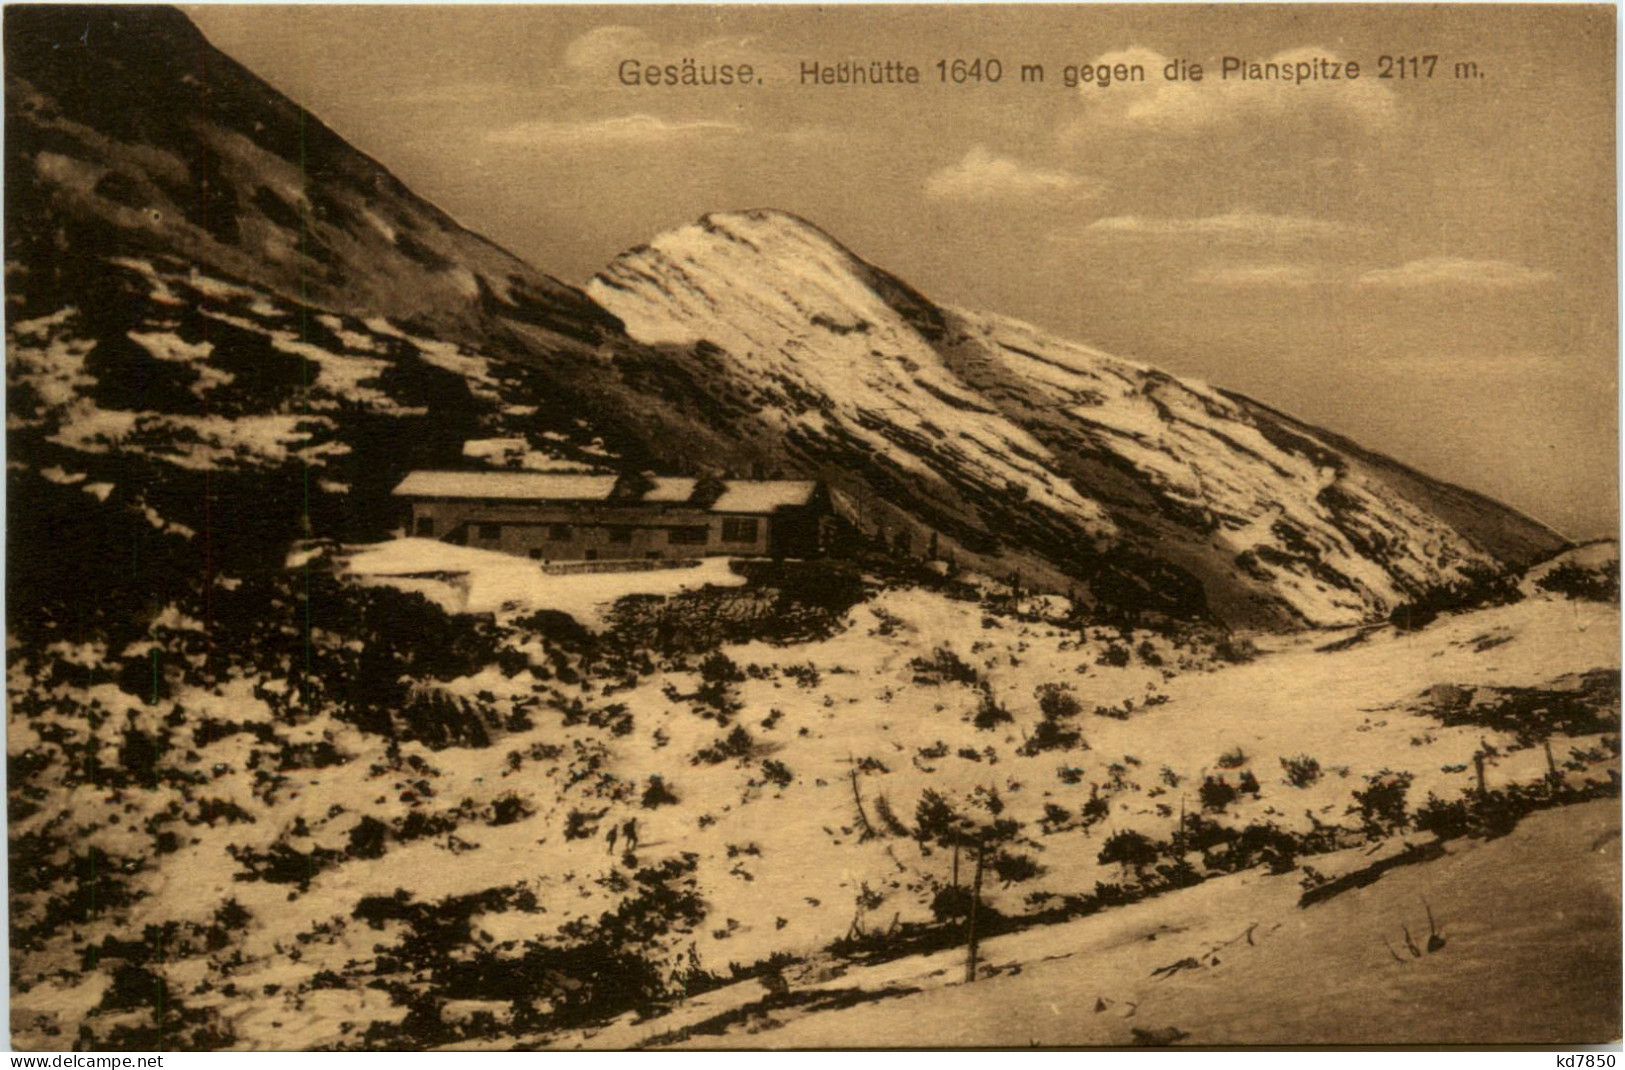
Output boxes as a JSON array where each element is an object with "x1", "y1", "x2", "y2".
[{"x1": 721, "y1": 518, "x2": 759, "y2": 543}]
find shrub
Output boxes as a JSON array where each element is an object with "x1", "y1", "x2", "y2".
[
  {"x1": 488, "y1": 792, "x2": 532, "y2": 826},
  {"x1": 397, "y1": 687, "x2": 490, "y2": 751},
  {"x1": 929, "y1": 884, "x2": 974, "y2": 922},
  {"x1": 215, "y1": 899, "x2": 252, "y2": 932},
  {"x1": 1036, "y1": 683, "x2": 1081, "y2": 721},
  {"x1": 601, "y1": 564, "x2": 865, "y2": 657},
  {"x1": 1428, "y1": 672, "x2": 1619, "y2": 746},
  {"x1": 1021, "y1": 718, "x2": 1082, "y2": 755},
  {"x1": 227, "y1": 841, "x2": 342, "y2": 891},
  {"x1": 1022, "y1": 689, "x2": 1085, "y2": 755},
  {"x1": 1199, "y1": 777, "x2": 1238, "y2": 813},
  {"x1": 1280, "y1": 754, "x2": 1322, "y2": 788},
  {"x1": 1098, "y1": 829, "x2": 1159, "y2": 878},
  {"x1": 870, "y1": 607, "x2": 904, "y2": 636},
  {"x1": 349, "y1": 861, "x2": 704, "y2": 1041},
  {"x1": 911, "y1": 646, "x2": 982, "y2": 687},
  {"x1": 693, "y1": 679, "x2": 742, "y2": 723},
  {"x1": 1415, "y1": 777, "x2": 1620, "y2": 844},
  {"x1": 1079, "y1": 787, "x2": 1110, "y2": 827},
  {"x1": 1536, "y1": 559, "x2": 1620, "y2": 603},
  {"x1": 1093, "y1": 881, "x2": 1133, "y2": 907},
  {"x1": 572, "y1": 701, "x2": 632, "y2": 737},
  {"x1": 992, "y1": 851, "x2": 1044, "y2": 885},
  {"x1": 699, "y1": 651, "x2": 746, "y2": 685},
  {"x1": 347, "y1": 816, "x2": 389, "y2": 859},
  {"x1": 1154, "y1": 857, "x2": 1203, "y2": 890},
  {"x1": 116, "y1": 656, "x2": 167, "y2": 704},
  {"x1": 280, "y1": 740, "x2": 348, "y2": 771},
  {"x1": 1180, "y1": 812, "x2": 1233, "y2": 853},
  {"x1": 694, "y1": 725, "x2": 756, "y2": 765},
  {"x1": 563, "y1": 809, "x2": 603, "y2": 841},
  {"x1": 1351, "y1": 770, "x2": 1413, "y2": 837},
  {"x1": 1095, "y1": 644, "x2": 1132, "y2": 668},
  {"x1": 782, "y1": 663, "x2": 823, "y2": 689},
  {"x1": 972, "y1": 687, "x2": 1013, "y2": 730},
  {"x1": 1413, "y1": 792, "x2": 1474, "y2": 840},
  {"x1": 396, "y1": 810, "x2": 460, "y2": 842},
  {"x1": 1214, "y1": 634, "x2": 1258, "y2": 664},
  {"x1": 1390, "y1": 570, "x2": 1524, "y2": 631},
  {"x1": 864, "y1": 793, "x2": 904, "y2": 836},
  {"x1": 760, "y1": 759, "x2": 793, "y2": 789},
  {"x1": 641, "y1": 776, "x2": 679, "y2": 808},
  {"x1": 1231, "y1": 822, "x2": 1301, "y2": 874},
  {"x1": 914, "y1": 789, "x2": 960, "y2": 845}
]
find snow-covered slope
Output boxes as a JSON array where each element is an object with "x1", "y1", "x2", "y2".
[
  {"x1": 11, "y1": 546, "x2": 1617, "y2": 1049},
  {"x1": 576, "y1": 799, "x2": 1621, "y2": 1048},
  {"x1": 591, "y1": 210, "x2": 1563, "y2": 628}
]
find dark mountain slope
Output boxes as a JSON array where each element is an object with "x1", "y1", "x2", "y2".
[
  {"x1": 5, "y1": 7, "x2": 1566, "y2": 630},
  {"x1": 5, "y1": 5, "x2": 618, "y2": 347}
]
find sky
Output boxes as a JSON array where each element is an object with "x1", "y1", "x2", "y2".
[{"x1": 185, "y1": 4, "x2": 1618, "y2": 540}]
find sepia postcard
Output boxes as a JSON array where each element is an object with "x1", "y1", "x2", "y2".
[{"x1": 4, "y1": 2, "x2": 1619, "y2": 1052}]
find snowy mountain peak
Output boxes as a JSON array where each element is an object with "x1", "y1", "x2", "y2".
[
  {"x1": 590, "y1": 209, "x2": 1564, "y2": 628},
  {"x1": 699, "y1": 207, "x2": 840, "y2": 240},
  {"x1": 592, "y1": 206, "x2": 937, "y2": 348}
]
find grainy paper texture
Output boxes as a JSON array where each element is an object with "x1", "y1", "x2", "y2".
[{"x1": 6, "y1": 3, "x2": 1619, "y2": 1050}]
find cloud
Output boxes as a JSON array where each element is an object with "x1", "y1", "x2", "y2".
[
  {"x1": 1081, "y1": 209, "x2": 1361, "y2": 242},
  {"x1": 564, "y1": 26, "x2": 657, "y2": 72},
  {"x1": 1066, "y1": 46, "x2": 1396, "y2": 136},
  {"x1": 562, "y1": 24, "x2": 773, "y2": 78},
  {"x1": 486, "y1": 114, "x2": 743, "y2": 148},
  {"x1": 924, "y1": 146, "x2": 1087, "y2": 201},
  {"x1": 1189, "y1": 262, "x2": 1331, "y2": 287},
  {"x1": 1356, "y1": 256, "x2": 1556, "y2": 289}
]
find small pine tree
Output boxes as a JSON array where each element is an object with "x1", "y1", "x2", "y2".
[{"x1": 1098, "y1": 828, "x2": 1160, "y2": 880}]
